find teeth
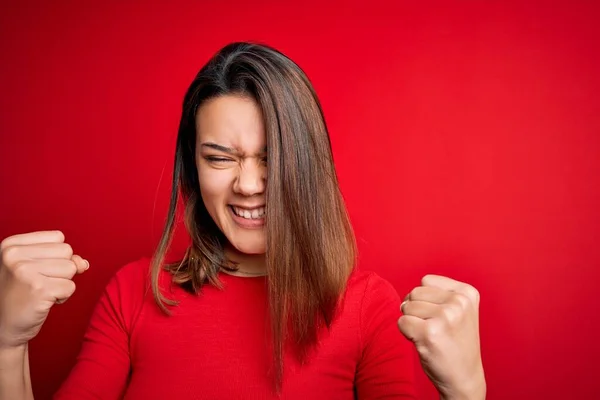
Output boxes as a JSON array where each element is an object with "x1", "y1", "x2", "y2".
[{"x1": 233, "y1": 206, "x2": 265, "y2": 219}]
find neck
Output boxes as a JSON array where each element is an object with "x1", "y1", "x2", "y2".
[{"x1": 223, "y1": 244, "x2": 267, "y2": 276}]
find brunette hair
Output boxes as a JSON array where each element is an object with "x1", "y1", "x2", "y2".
[{"x1": 150, "y1": 41, "x2": 357, "y2": 391}]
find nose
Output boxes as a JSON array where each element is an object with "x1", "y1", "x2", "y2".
[{"x1": 233, "y1": 159, "x2": 266, "y2": 196}]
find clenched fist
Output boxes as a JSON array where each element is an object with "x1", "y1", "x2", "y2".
[
  {"x1": 398, "y1": 275, "x2": 486, "y2": 400},
  {"x1": 0, "y1": 230, "x2": 89, "y2": 348}
]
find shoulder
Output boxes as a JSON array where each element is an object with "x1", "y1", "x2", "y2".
[
  {"x1": 100, "y1": 257, "x2": 153, "y2": 308},
  {"x1": 346, "y1": 269, "x2": 406, "y2": 352},
  {"x1": 92, "y1": 257, "x2": 154, "y2": 332},
  {"x1": 114, "y1": 256, "x2": 152, "y2": 276},
  {"x1": 107, "y1": 257, "x2": 152, "y2": 290},
  {"x1": 338, "y1": 268, "x2": 403, "y2": 334},
  {"x1": 345, "y1": 268, "x2": 402, "y2": 305}
]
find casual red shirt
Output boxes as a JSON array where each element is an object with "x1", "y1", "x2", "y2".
[{"x1": 54, "y1": 258, "x2": 417, "y2": 399}]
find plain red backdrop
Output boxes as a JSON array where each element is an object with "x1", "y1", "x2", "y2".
[{"x1": 1, "y1": 1, "x2": 599, "y2": 399}]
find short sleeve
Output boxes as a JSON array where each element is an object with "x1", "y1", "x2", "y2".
[
  {"x1": 53, "y1": 258, "x2": 150, "y2": 399},
  {"x1": 355, "y1": 273, "x2": 417, "y2": 399}
]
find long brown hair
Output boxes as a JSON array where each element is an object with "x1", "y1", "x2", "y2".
[{"x1": 150, "y1": 42, "x2": 357, "y2": 391}]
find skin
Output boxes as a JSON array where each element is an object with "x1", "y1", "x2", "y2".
[
  {"x1": 0, "y1": 231, "x2": 88, "y2": 400},
  {"x1": 398, "y1": 275, "x2": 486, "y2": 399},
  {"x1": 195, "y1": 94, "x2": 268, "y2": 275},
  {"x1": 0, "y1": 94, "x2": 485, "y2": 399}
]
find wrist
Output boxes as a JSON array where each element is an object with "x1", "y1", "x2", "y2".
[
  {"x1": 0, "y1": 343, "x2": 28, "y2": 368},
  {"x1": 439, "y1": 371, "x2": 486, "y2": 400},
  {"x1": 0, "y1": 343, "x2": 33, "y2": 400}
]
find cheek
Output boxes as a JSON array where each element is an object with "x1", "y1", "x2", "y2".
[{"x1": 198, "y1": 168, "x2": 233, "y2": 211}]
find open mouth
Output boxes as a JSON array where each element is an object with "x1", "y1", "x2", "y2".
[{"x1": 229, "y1": 205, "x2": 266, "y2": 220}]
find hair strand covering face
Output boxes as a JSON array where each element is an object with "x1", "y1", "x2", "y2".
[{"x1": 149, "y1": 42, "x2": 358, "y2": 393}]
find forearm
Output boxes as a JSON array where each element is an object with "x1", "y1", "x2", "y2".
[
  {"x1": 0, "y1": 344, "x2": 34, "y2": 400},
  {"x1": 439, "y1": 372, "x2": 486, "y2": 400}
]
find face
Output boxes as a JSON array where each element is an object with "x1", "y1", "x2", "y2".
[{"x1": 195, "y1": 94, "x2": 267, "y2": 255}]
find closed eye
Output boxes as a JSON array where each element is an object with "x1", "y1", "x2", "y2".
[{"x1": 205, "y1": 156, "x2": 233, "y2": 163}]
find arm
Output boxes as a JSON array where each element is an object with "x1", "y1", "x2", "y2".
[
  {"x1": 355, "y1": 274, "x2": 417, "y2": 399},
  {"x1": 53, "y1": 259, "x2": 148, "y2": 399},
  {"x1": 0, "y1": 231, "x2": 89, "y2": 400},
  {"x1": 0, "y1": 344, "x2": 33, "y2": 400},
  {"x1": 0, "y1": 282, "x2": 133, "y2": 400}
]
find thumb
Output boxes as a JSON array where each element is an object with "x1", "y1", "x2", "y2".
[{"x1": 71, "y1": 254, "x2": 90, "y2": 274}]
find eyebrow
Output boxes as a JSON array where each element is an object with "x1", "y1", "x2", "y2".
[
  {"x1": 201, "y1": 143, "x2": 237, "y2": 154},
  {"x1": 201, "y1": 142, "x2": 267, "y2": 155}
]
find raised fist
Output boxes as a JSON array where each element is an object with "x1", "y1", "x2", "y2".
[
  {"x1": 0, "y1": 230, "x2": 89, "y2": 348},
  {"x1": 398, "y1": 275, "x2": 486, "y2": 400}
]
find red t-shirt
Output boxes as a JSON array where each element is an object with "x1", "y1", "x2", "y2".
[{"x1": 54, "y1": 258, "x2": 417, "y2": 399}]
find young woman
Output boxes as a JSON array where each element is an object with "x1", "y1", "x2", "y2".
[{"x1": 0, "y1": 42, "x2": 485, "y2": 399}]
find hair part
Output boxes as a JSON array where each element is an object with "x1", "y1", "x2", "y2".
[{"x1": 150, "y1": 41, "x2": 357, "y2": 392}]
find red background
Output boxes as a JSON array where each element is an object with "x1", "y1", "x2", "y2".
[{"x1": 1, "y1": 1, "x2": 599, "y2": 399}]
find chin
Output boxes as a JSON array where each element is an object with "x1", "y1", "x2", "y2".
[
  {"x1": 226, "y1": 234, "x2": 266, "y2": 255},
  {"x1": 232, "y1": 242, "x2": 266, "y2": 255}
]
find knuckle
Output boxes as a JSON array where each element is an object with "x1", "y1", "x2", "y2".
[
  {"x1": 61, "y1": 243, "x2": 74, "y2": 257},
  {"x1": 409, "y1": 287, "x2": 420, "y2": 300},
  {"x1": 468, "y1": 286, "x2": 481, "y2": 303},
  {"x1": 424, "y1": 320, "x2": 443, "y2": 345},
  {"x1": 1, "y1": 245, "x2": 20, "y2": 265},
  {"x1": 66, "y1": 280, "x2": 77, "y2": 296},
  {"x1": 12, "y1": 261, "x2": 31, "y2": 280},
  {"x1": 452, "y1": 292, "x2": 471, "y2": 310},
  {"x1": 401, "y1": 300, "x2": 411, "y2": 315},
  {"x1": 441, "y1": 303, "x2": 461, "y2": 325},
  {"x1": 54, "y1": 230, "x2": 65, "y2": 242},
  {"x1": 397, "y1": 315, "x2": 407, "y2": 328},
  {"x1": 65, "y1": 260, "x2": 78, "y2": 276},
  {"x1": 421, "y1": 274, "x2": 433, "y2": 286},
  {"x1": 410, "y1": 286, "x2": 430, "y2": 300},
  {"x1": 29, "y1": 278, "x2": 46, "y2": 295},
  {"x1": 458, "y1": 283, "x2": 480, "y2": 303}
]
